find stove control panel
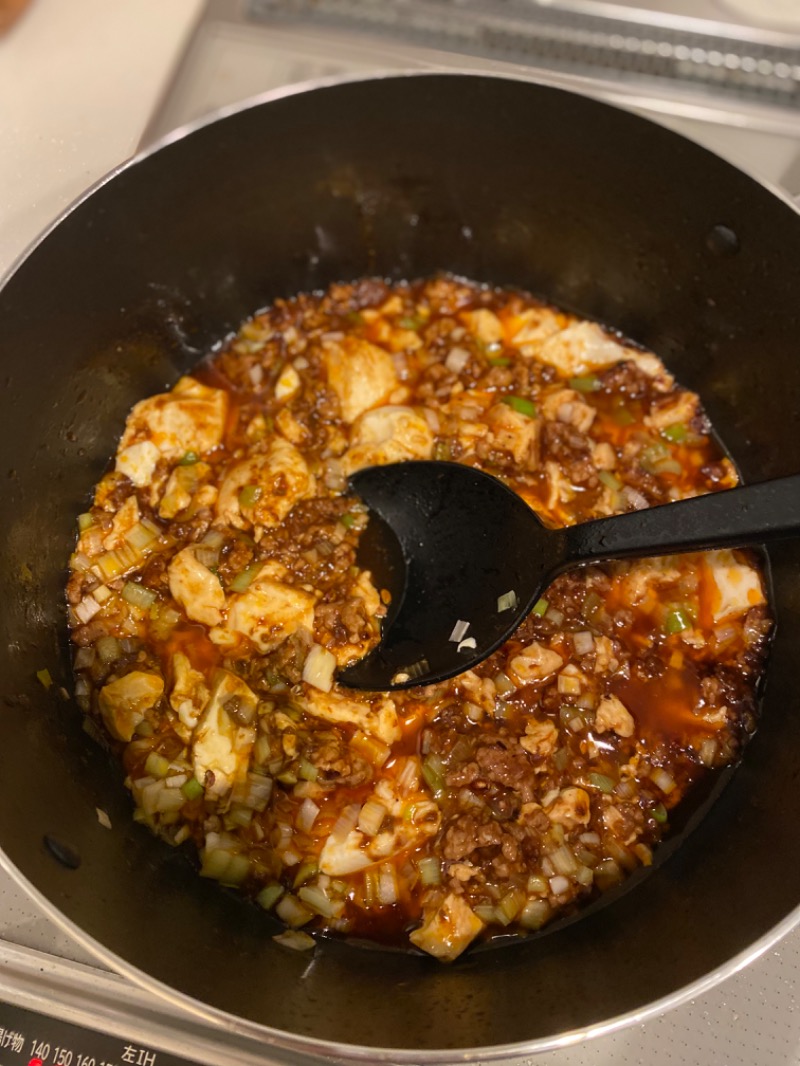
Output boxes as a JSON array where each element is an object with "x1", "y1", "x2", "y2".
[{"x1": 0, "y1": 1003, "x2": 197, "y2": 1066}]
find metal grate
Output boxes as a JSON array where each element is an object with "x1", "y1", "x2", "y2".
[{"x1": 247, "y1": 0, "x2": 800, "y2": 111}]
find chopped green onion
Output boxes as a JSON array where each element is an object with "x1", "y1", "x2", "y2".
[
  {"x1": 587, "y1": 772, "x2": 616, "y2": 793},
  {"x1": 581, "y1": 590, "x2": 604, "y2": 620},
  {"x1": 661, "y1": 422, "x2": 688, "y2": 443},
  {"x1": 497, "y1": 589, "x2": 518, "y2": 613},
  {"x1": 238, "y1": 484, "x2": 263, "y2": 508},
  {"x1": 650, "y1": 767, "x2": 677, "y2": 796},
  {"x1": 298, "y1": 884, "x2": 339, "y2": 918},
  {"x1": 122, "y1": 582, "x2": 157, "y2": 609},
  {"x1": 298, "y1": 758, "x2": 319, "y2": 782},
  {"x1": 340, "y1": 513, "x2": 356, "y2": 529},
  {"x1": 488, "y1": 356, "x2": 511, "y2": 367},
  {"x1": 417, "y1": 856, "x2": 442, "y2": 886},
  {"x1": 664, "y1": 606, "x2": 691, "y2": 635},
  {"x1": 36, "y1": 668, "x2": 53, "y2": 690},
  {"x1": 569, "y1": 374, "x2": 600, "y2": 393},
  {"x1": 398, "y1": 314, "x2": 425, "y2": 330},
  {"x1": 181, "y1": 777, "x2": 204, "y2": 801},
  {"x1": 652, "y1": 458, "x2": 683, "y2": 476},
  {"x1": 78, "y1": 513, "x2": 94, "y2": 532},
  {"x1": 178, "y1": 450, "x2": 199, "y2": 466},
  {"x1": 613, "y1": 404, "x2": 635, "y2": 426},
  {"x1": 345, "y1": 311, "x2": 364, "y2": 326},
  {"x1": 145, "y1": 752, "x2": 171, "y2": 779},
  {"x1": 273, "y1": 930, "x2": 316, "y2": 951},
  {"x1": 256, "y1": 883, "x2": 284, "y2": 910},
  {"x1": 96, "y1": 635, "x2": 121, "y2": 663},
  {"x1": 598, "y1": 470, "x2": 621, "y2": 491},
  {"x1": 519, "y1": 898, "x2": 552, "y2": 931},
  {"x1": 229, "y1": 564, "x2": 261, "y2": 594},
  {"x1": 502, "y1": 395, "x2": 537, "y2": 418},
  {"x1": 222, "y1": 853, "x2": 253, "y2": 886},
  {"x1": 276, "y1": 893, "x2": 314, "y2": 928},
  {"x1": 421, "y1": 754, "x2": 446, "y2": 796},
  {"x1": 652, "y1": 803, "x2": 668, "y2": 824},
  {"x1": 532, "y1": 597, "x2": 549, "y2": 617},
  {"x1": 433, "y1": 440, "x2": 452, "y2": 461},
  {"x1": 293, "y1": 860, "x2": 318, "y2": 889}
]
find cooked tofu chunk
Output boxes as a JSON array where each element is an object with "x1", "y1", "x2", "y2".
[
  {"x1": 509, "y1": 642, "x2": 564, "y2": 684},
  {"x1": 507, "y1": 306, "x2": 563, "y2": 351},
  {"x1": 98, "y1": 671, "x2": 164, "y2": 742},
  {"x1": 215, "y1": 438, "x2": 314, "y2": 533},
  {"x1": 704, "y1": 549, "x2": 765, "y2": 623},
  {"x1": 300, "y1": 689, "x2": 400, "y2": 746},
  {"x1": 192, "y1": 670, "x2": 257, "y2": 797},
  {"x1": 460, "y1": 308, "x2": 503, "y2": 345},
  {"x1": 520, "y1": 717, "x2": 559, "y2": 757},
  {"x1": 116, "y1": 377, "x2": 228, "y2": 486},
  {"x1": 168, "y1": 546, "x2": 226, "y2": 627},
  {"x1": 159, "y1": 461, "x2": 213, "y2": 520},
  {"x1": 541, "y1": 388, "x2": 596, "y2": 434},
  {"x1": 537, "y1": 322, "x2": 669, "y2": 383},
  {"x1": 595, "y1": 695, "x2": 635, "y2": 738},
  {"x1": 101, "y1": 494, "x2": 141, "y2": 551},
  {"x1": 485, "y1": 402, "x2": 539, "y2": 468},
  {"x1": 318, "y1": 827, "x2": 372, "y2": 876},
  {"x1": 340, "y1": 405, "x2": 434, "y2": 475},
  {"x1": 322, "y1": 336, "x2": 398, "y2": 423},
  {"x1": 545, "y1": 787, "x2": 591, "y2": 829},
  {"x1": 409, "y1": 893, "x2": 485, "y2": 961},
  {"x1": 169, "y1": 652, "x2": 210, "y2": 737},
  {"x1": 115, "y1": 441, "x2": 161, "y2": 489},
  {"x1": 210, "y1": 562, "x2": 316, "y2": 653}
]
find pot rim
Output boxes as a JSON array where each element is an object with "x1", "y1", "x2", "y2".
[{"x1": 2, "y1": 841, "x2": 798, "y2": 1061}]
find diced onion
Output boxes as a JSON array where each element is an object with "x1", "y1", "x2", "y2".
[
  {"x1": 573, "y1": 631, "x2": 595, "y2": 656},
  {"x1": 302, "y1": 644, "x2": 337, "y2": 692},
  {"x1": 357, "y1": 800, "x2": 387, "y2": 838},
  {"x1": 449, "y1": 619, "x2": 471, "y2": 642},
  {"x1": 549, "y1": 845, "x2": 578, "y2": 877},
  {"x1": 698, "y1": 738, "x2": 719, "y2": 767},
  {"x1": 275, "y1": 893, "x2": 313, "y2": 928},
  {"x1": 549, "y1": 875, "x2": 570, "y2": 895},
  {"x1": 298, "y1": 885, "x2": 339, "y2": 918},
  {"x1": 377, "y1": 864, "x2": 399, "y2": 906},
  {"x1": 74, "y1": 596, "x2": 101, "y2": 624},
  {"x1": 122, "y1": 582, "x2": 157, "y2": 610},
  {"x1": 519, "y1": 898, "x2": 552, "y2": 930},
  {"x1": 297, "y1": 798, "x2": 320, "y2": 833},
  {"x1": 417, "y1": 856, "x2": 441, "y2": 886},
  {"x1": 275, "y1": 925, "x2": 317, "y2": 950},
  {"x1": 650, "y1": 767, "x2": 677, "y2": 795},
  {"x1": 445, "y1": 347, "x2": 470, "y2": 373},
  {"x1": 96, "y1": 636, "x2": 121, "y2": 664}
]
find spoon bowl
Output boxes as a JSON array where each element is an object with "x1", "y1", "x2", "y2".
[{"x1": 338, "y1": 461, "x2": 800, "y2": 690}]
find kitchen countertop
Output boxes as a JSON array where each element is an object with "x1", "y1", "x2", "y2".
[
  {"x1": 2, "y1": 3, "x2": 800, "y2": 1064},
  {"x1": 0, "y1": 0, "x2": 204, "y2": 278}
]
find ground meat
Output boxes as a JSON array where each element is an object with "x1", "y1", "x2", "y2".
[{"x1": 67, "y1": 273, "x2": 773, "y2": 964}]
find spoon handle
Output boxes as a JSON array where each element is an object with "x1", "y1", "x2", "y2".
[{"x1": 562, "y1": 473, "x2": 800, "y2": 567}]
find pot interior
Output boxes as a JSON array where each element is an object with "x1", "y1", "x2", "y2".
[{"x1": 1, "y1": 73, "x2": 800, "y2": 1055}]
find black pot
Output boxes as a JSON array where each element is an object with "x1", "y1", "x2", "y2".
[{"x1": 1, "y1": 73, "x2": 800, "y2": 1060}]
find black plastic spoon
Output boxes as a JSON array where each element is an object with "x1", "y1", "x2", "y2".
[{"x1": 337, "y1": 461, "x2": 800, "y2": 691}]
